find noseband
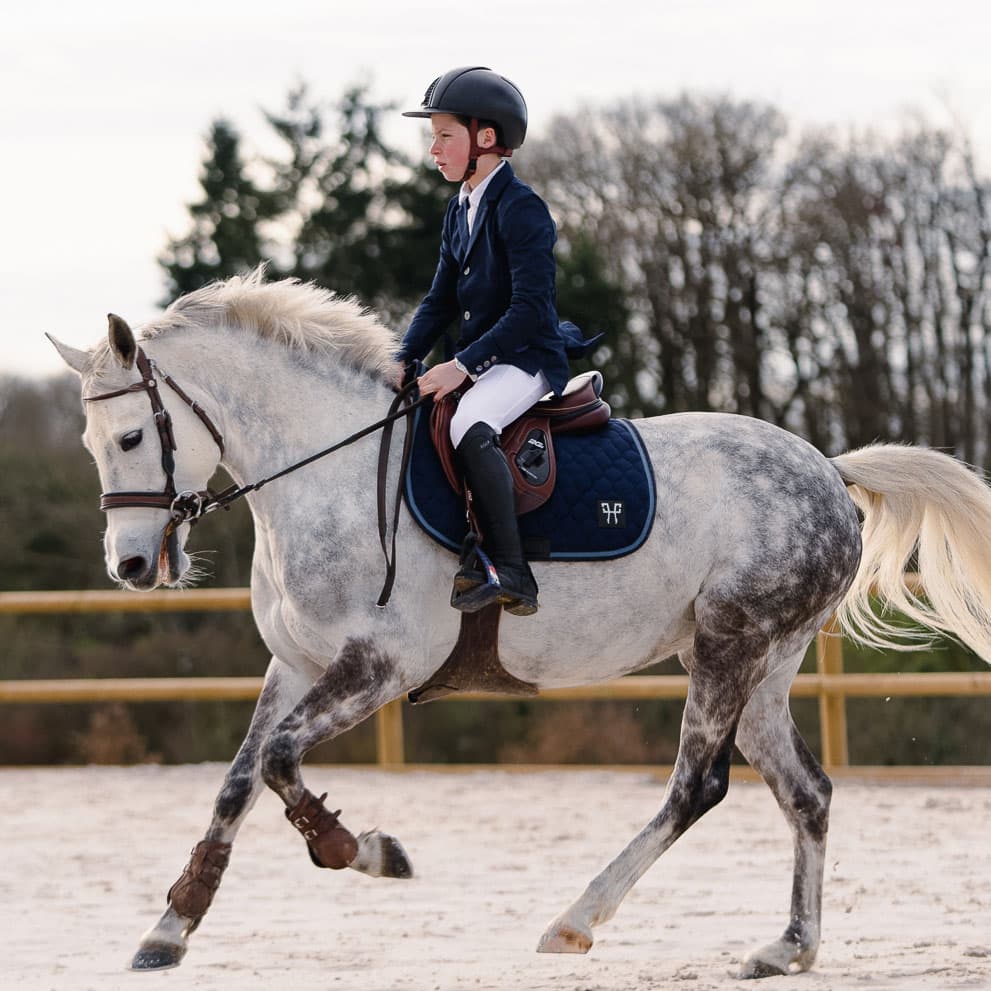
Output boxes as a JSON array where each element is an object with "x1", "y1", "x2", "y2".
[{"x1": 83, "y1": 347, "x2": 226, "y2": 532}]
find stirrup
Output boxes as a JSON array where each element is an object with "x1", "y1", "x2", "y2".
[
  {"x1": 450, "y1": 550, "x2": 539, "y2": 616},
  {"x1": 451, "y1": 546, "x2": 503, "y2": 613}
]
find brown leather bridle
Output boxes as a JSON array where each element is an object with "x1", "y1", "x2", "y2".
[
  {"x1": 83, "y1": 347, "x2": 428, "y2": 604},
  {"x1": 83, "y1": 346, "x2": 226, "y2": 534}
]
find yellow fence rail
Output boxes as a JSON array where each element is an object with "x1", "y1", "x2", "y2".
[{"x1": 4, "y1": 588, "x2": 991, "y2": 771}]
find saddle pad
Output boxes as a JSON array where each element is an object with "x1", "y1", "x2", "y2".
[{"x1": 404, "y1": 404, "x2": 655, "y2": 560}]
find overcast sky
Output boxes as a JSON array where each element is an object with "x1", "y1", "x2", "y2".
[{"x1": 4, "y1": 0, "x2": 990, "y2": 379}]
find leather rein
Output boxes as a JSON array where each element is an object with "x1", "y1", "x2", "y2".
[{"x1": 84, "y1": 346, "x2": 428, "y2": 605}]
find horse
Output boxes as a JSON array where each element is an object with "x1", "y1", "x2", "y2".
[{"x1": 50, "y1": 269, "x2": 991, "y2": 978}]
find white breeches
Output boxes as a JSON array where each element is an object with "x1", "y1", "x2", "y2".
[{"x1": 450, "y1": 365, "x2": 551, "y2": 448}]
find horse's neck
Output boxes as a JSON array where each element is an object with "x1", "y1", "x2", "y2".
[{"x1": 154, "y1": 331, "x2": 385, "y2": 502}]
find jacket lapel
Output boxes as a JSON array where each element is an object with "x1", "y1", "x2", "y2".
[{"x1": 462, "y1": 163, "x2": 514, "y2": 261}]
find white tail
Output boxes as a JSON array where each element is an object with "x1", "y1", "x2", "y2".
[{"x1": 831, "y1": 444, "x2": 991, "y2": 662}]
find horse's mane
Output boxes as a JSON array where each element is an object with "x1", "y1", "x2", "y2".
[{"x1": 93, "y1": 268, "x2": 400, "y2": 380}]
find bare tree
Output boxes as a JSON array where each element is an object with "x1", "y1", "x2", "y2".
[{"x1": 526, "y1": 99, "x2": 991, "y2": 468}]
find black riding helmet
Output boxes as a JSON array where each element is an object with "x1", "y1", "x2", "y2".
[{"x1": 404, "y1": 66, "x2": 527, "y2": 179}]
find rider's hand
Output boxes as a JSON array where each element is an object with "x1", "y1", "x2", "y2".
[{"x1": 417, "y1": 360, "x2": 468, "y2": 400}]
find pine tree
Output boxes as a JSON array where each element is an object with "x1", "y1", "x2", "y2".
[
  {"x1": 160, "y1": 119, "x2": 279, "y2": 303},
  {"x1": 161, "y1": 84, "x2": 450, "y2": 317},
  {"x1": 267, "y1": 83, "x2": 444, "y2": 308},
  {"x1": 552, "y1": 232, "x2": 627, "y2": 405}
]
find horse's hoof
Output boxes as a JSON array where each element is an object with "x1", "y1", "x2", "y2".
[
  {"x1": 379, "y1": 833, "x2": 414, "y2": 879},
  {"x1": 351, "y1": 830, "x2": 414, "y2": 879},
  {"x1": 537, "y1": 920, "x2": 593, "y2": 954},
  {"x1": 738, "y1": 958, "x2": 787, "y2": 979},
  {"x1": 739, "y1": 936, "x2": 812, "y2": 978},
  {"x1": 129, "y1": 941, "x2": 186, "y2": 971}
]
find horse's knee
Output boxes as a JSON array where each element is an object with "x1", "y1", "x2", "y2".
[{"x1": 260, "y1": 732, "x2": 297, "y2": 790}]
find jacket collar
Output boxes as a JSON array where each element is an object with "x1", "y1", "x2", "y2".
[{"x1": 462, "y1": 162, "x2": 515, "y2": 260}]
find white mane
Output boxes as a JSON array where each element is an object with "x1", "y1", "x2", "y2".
[{"x1": 98, "y1": 268, "x2": 400, "y2": 379}]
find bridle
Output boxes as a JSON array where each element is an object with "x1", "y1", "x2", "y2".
[
  {"x1": 83, "y1": 347, "x2": 226, "y2": 534},
  {"x1": 84, "y1": 346, "x2": 428, "y2": 603}
]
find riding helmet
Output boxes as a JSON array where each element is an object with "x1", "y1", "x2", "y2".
[{"x1": 403, "y1": 66, "x2": 528, "y2": 149}]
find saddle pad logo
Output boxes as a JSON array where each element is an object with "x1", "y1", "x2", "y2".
[{"x1": 598, "y1": 501, "x2": 625, "y2": 527}]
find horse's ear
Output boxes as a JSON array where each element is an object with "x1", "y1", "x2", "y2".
[
  {"x1": 46, "y1": 333, "x2": 91, "y2": 376},
  {"x1": 107, "y1": 313, "x2": 137, "y2": 369}
]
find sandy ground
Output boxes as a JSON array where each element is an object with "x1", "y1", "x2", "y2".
[{"x1": 1, "y1": 765, "x2": 989, "y2": 991}]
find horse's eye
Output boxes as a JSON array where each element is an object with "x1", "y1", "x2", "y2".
[{"x1": 121, "y1": 429, "x2": 143, "y2": 452}]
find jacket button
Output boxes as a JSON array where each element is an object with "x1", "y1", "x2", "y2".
[
  {"x1": 464, "y1": 310, "x2": 470, "y2": 320},
  {"x1": 476, "y1": 365, "x2": 483, "y2": 373},
  {"x1": 463, "y1": 266, "x2": 470, "y2": 275},
  {"x1": 490, "y1": 355, "x2": 497, "y2": 362}
]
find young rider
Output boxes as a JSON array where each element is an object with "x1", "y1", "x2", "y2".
[{"x1": 396, "y1": 66, "x2": 594, "y2": 618}]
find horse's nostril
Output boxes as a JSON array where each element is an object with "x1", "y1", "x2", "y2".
[{"x1": 116, "y1": 556, "x2": 148, "y2": 581}]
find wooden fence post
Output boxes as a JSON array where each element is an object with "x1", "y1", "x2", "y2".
[
  {"x1": 816, "y1": 616, "x2": 849, "y2": 769},
  {"x1": 375, "y1": 700, "x2": 406, "y2": 766}
]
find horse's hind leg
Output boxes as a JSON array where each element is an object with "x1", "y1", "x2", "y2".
[
  {"x1": 539, "y1": 598, "x2": 766, "y2": 955},
  {"x1": 131, "y1": 656, "x2": 313, "y2": 971},
  {"x1": 734, "y1": 650, "x2": 832, "y2": 978}
]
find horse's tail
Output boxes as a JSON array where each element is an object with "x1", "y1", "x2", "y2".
[{"x1": 831, "y1": 444, "x2": 991, "y2": 663}]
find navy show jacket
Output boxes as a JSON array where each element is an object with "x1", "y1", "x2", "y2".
[{"x1": 397, "y1": 163, "x2": 585, "y2": 396}]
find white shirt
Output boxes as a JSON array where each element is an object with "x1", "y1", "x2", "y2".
[{"x1": 458, "y1": 160, "x2": 506, "y2": 235}]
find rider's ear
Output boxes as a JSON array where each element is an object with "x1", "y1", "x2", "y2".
[{"x1": 107, "y1": 313, "x2": 137, "y2": 370}]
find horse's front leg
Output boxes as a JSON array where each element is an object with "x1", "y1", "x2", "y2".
[
  {"x1": 260, "y1": 636, "x2": 414, "y2": 881},
  {"x1": 131, "y1": 656, "x2": 314, "y2": 971}
]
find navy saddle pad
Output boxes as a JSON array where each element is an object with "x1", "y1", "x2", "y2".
[{"x1": 403, "y1": 405, "x2": 656, "y2": 560}]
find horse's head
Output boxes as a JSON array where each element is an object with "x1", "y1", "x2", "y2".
[{"x1": 49, "y1": 315, "x2": 224, "y2": 590}]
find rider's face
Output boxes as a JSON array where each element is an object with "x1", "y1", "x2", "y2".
[
  {"x1": 428, "y1": 114, "x2": 497, "y2": 184},
  {"x1": 429, "y1": 114, "x2": 471, "y2": 182}
]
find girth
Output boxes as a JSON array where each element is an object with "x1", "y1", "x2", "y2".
[{"x1": 430, "y1": 370, "x2": 610, "y2": 514}]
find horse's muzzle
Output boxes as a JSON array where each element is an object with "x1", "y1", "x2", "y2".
[
  {"x1": 113, "y1": 557, "x2": 166, "y2": 591},
  {"x1": 110, "y1": 524, "x2": 186, "y2": 590}
]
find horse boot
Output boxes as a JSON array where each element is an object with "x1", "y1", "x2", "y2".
[{"x1": 451, "y1": 422, "x2": 539, "y2": 616}]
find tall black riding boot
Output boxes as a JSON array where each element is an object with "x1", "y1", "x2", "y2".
[{"x1": 451, "y1": 422, "x2": 539, "y2": 616}]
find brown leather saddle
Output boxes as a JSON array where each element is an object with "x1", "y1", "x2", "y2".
[
  {"x1": 429, "y1": 370, "x2": 611, "y2": 512},
  {"x1": 408, "y1": 371, "x2": 611, "y2": 706}
]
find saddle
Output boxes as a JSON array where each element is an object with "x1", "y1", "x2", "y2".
[{"x1": 429, "y1": 371, "x2": 611, "y2": 513}]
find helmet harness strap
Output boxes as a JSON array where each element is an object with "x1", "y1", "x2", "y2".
[{"x1": 462, "y1": 117, "x2": 512, "y2": 183}]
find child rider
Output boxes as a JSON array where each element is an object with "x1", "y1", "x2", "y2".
[{"x1": 396, "y1": 66, "x2": 595, "y2": 617}]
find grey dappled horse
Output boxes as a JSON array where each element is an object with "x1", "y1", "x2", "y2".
[{"x1": 51, "y1": 271, "x2": 991, "y2": 977}]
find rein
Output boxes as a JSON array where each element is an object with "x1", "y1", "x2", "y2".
[{"x1": 85, "y1": 346, "x2": 429, "y2": 604}]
